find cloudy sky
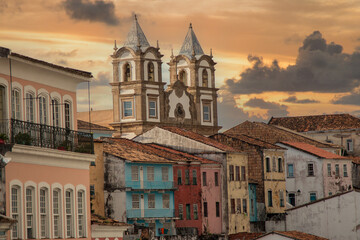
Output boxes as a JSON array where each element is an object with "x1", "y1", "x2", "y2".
[{"x1": 1, "y1": 0, "x2": 360, "y2": 130}]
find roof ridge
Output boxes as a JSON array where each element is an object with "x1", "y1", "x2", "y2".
[{"x1": 179, "y1": 23, "x2": 204, "y2": 57}]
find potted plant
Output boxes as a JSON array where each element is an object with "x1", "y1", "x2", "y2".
[
  {"x1": 14, "y1": 132, "x2": 32, "y2": 145},
  {"x1": 0, "y1": 133, "x2": 8, "y2": 144}
]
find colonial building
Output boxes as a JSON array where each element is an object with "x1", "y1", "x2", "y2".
[{"x1": 110, "y1": 16, "x2": 220, "y2": 138}]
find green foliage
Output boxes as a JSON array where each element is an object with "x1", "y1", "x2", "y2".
[
  {"x1": 14, "y1": 132, "x2": 32, "y2": 145},
  {"x1": 0, "y1": 133, "x2": 8, "y2": 141}
]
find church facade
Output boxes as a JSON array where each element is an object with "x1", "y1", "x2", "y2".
[{"x1": 110, "y1": 16, "x2": 220, "y2": 138}]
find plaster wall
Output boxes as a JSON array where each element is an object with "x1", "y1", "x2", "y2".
[
  {"x1": 168, "y1": 90, "x2": 191, "y2": 119},
  {"x1": 286, "y1": 190, "x2": 360, "y2": 240},
  {"x1": 90, "y1": 142, "x2": 105, "y2": 216},
  {"x1": 322, "y1": 159, "x2": 352, "y2": 195}
]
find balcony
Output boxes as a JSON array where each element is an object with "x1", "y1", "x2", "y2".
[
  {"x1": 126, "y1": 208, "x2": 175, "y2": 219},
  {"x1": 126, "y1": 181, "x2": 175, "y2": 190},
  {"x1": 0, "y1": 119, "x2": 94, "y2": 154}
]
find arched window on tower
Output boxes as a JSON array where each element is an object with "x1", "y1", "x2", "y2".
[
  {"x1": 202, "y1": 69, "x2": 208, "y2": 87},
  {"x1": 179, "y1": 70, "x2": 187, "y2": 85},
  {"x1": 124, "y1": 63, "x2": 131, "y2": 82},
  {"x1": 148, "y1": 62, "x2": 155, "y2": 82}
]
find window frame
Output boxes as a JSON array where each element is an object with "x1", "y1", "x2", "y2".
[
  {"x1": 242, "y1": 199, "x2": 247, "y2": 214},
  {"x1": 39, "y1": 187, "x2": 49, "y2": 239},
  {"x1": 185, "y1": 169, "x2": 190, "y2": 185},
  {"x1": 177, "y1": 169, "x2": 182, "y2": 185},
  {"x1": 148, "y1": 194, "x2": 155, "y2": 209},
  {"x1": 52, "y1": 188, "x2": 62, "y2": 239},
  {"x1": 131, "y1": 166, "x2": 139, "y2": 181},
  {"x1": 132, "y1": 194, "x2": 140, "y2": 209},
  {"x1": 215, "y1": 202, "x2": 220, "y2": 217},
  {"x1": 39, "y1": 95, "x2": 48, "y2": 125},
  {"x1": 235, "y1": 166, "x2": 240, "y2": 181},
  {"x1": 123, "y1": 63, "x2": 131, "y2": 82},
  {"x1": 161, "y1": 167, "x2": 169, "y2": 181},
  {"x1": 327, "y1": 163, "x2": 332, "y2": 177},
  {"x1": 343, "y1": 164, "x2": 348, "y2": 177},
  {"x1": 192, "y1": 169, "x2": 197, "y2": 185},
  {"x1": 26, "y1": 92, "x2": 35, "y2": 123},
  {"x1": 193, "y1": 204, "x2": 198, "y2": 220},
  {"x1": 347, "y1": 139, "x2": 354, "y2": 152},
  {"x1": 335, "y1": 164, "x2": 340, "y2": 177},
  {"x1": 178, "y1": 204, "x2": 183, "y2": 220},
  {"x1": 147, "y1": 62, "x2": 155, "y2": 82},
  {"x1": 202, "y1": 69, "x2": 208, "y2": 87},
  {"x1": 287, "y1": 163, "x2": 294, "y2": 178},
  {"x1": 268, "y1": 190, "x2": 273, "y2": 207},
  {"x1": 122, "y1": 98, "x2": 134, "y2": 119},
  {"x1": 307, "y1": 163, "x2": 315, "y2": 177},
  {"x1": 65, "y1": 189, "x2": 75, "y2": 238},
  {"x1": 162, "y1": 194, "x2": 170, "y2": 209},
  {"x1": 266, "y1": 157, "x2": 271, "y2": 173},
  {"x1": 147, "y1": 166, "x2": 154, "y2": 181},
  {"x1": 229, "y1": 165, "x2": 234, "y2": 181},
  {"x1": 230, "y1": 199, "x2": 235, "y2": 214},
  {"x1": 186, "y1": 204, "x2": 191, "y2": 220},
  {"x1": 214, "y1": 172, "x2": 219, "y2": 186},
  {"x1": 11, "y1": 88, "x2": 21, "y2": 120},
  {"x1": 310, "y1": 192, "x2": 317, "y2": 202},
  {"x1": 202, "y1": 172, "x2": 207, "y2": 186},
  {"x1": 148, "y1": 97, "x2": 157, "y2": 118},
  {"x1": 241, "y1": 166, "x2": 246, "y2": 181},
  {"x1": 77, "y1": 190, "x2": 86, "y2": 238},
  {"x1": 203, "y1": 202, "x2": 208, "y2": 217},
  {"x1": 202, "y1": 101, "x2": 211, "y2": 122},
  {"x1": 278, "y1": 157, "x2": 283, "y2": 172},
  {"x1": 26, "y1": 186, "x2": 36, "y2": 239},
  {"x1": 64, "y1": 101, "x2": 72, "y2": 129},
  {"x1": 279, "y1": 190, "x2": 284, "y2": 207},
  {"x1": 11, "y1": 184, "x2": 22, "y2": 240}
]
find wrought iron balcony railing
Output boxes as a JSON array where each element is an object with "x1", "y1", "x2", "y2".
[{"x1": 0, "y1": 119, "x2": 94, "y2": 154}]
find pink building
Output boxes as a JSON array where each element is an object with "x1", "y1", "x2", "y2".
[{"x1": 0, "y1": 47, "x2": 95, "y2": 240}]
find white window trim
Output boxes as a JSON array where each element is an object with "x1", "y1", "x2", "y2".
[
  {"x1": 38, "y1": 182, "x2": 51, "y2": 239},
  {"x1": 11, "y1": 86, "x2": 23, "y2": 120},
  {"x1": 51, "y1": 183, "x2": 63, "y2": 239},
  {"x1": 63, "y1": 95, "x2": 74, "y2": 130},
  {"x1": 24, "y1": 85, "x2": 37, "y2": 123},
  {"x1": 24, "y1": 181, "x2": 38, "y2": 239},
  {"x1": 76, "y1": 185, "x2": 87, "y2": 238},
  {"x1": 10, "y1": 180, "x2": 23, "y2": 240},
  {"x1": 0, "y1": 78, "x2": 9, "y2": 119},
  {"x1": 64, "y1": 184, "x2": 75, "y2": 238},
  {"x1": 50, "y1": 91, "x2": 62, "y2": 127}
]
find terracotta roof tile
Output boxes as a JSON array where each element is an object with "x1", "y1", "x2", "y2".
[
  {"x1": 269, "y1": 113, "x2": 360, "y2": 132},
  {"x1": 91, "y1": 214, "x2": 131, "y2": 227},
  {"x1": 265, "y1": 231, "x2": 328, "y2": 240},
  {"x1": 161, "y1": 126, "x2": 237, "y2": 152},
  {"x1": 225, "y1": 121, "x2": 335, "y2": 149},
  {"x1": 229, "y1": 232, "x2": 263, "y2": 240},
  {"x1": 281, "y1": 142, "x2": 346, "y2": 159},
  {"x1": 77, "y1": 119, "x2": 113, "y2": 131},
  {"x1": 347, "y1": 156, "x2": 360, "y2": 164}
]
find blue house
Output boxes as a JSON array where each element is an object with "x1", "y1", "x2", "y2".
[{"x1": 102, "y1": 138, "x2": 177, "y2": 236}]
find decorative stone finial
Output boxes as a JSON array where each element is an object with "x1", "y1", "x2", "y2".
[
  {"x1": 210, "y1": 48, "x2": 213, "y2": 58},
  {"x1": 157, "y1": 40, "x2": 159, "y2": 49},
  {"x1": 171, "y1": 48, "x2": 174, "y2": 58},
  {"x1": 113, "y1": 40, "x2": 118, "y2": 51},
  {"x1": 134, "y1": 14, "x2": 137, "y2": 21},
  {"x1": 189, "y1": 23, "x2": 192, "y2": 29}
]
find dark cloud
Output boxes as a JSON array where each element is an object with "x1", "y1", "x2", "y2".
[
  {"x1": 63, "y1": 0, "x2": 119, "y2": 26},
  {"x1": 224, "y1": 31, "x2": 360, "y2": 94},
  {"x1": 243, "y1": 98, "x2": 289, "y2": 118},
  {"x1": 332, "y1": 92, "x2": 360, "y2": 106},
  {"x1": 282, "y1": 96, "x2": 319, "y2": 104}
]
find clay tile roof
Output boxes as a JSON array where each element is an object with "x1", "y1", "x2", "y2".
[
  {"x1": 229, "y1": 232, "x2": 263, "y2": 240},
  {"x1": 91, "y1": 214, "x2": 132, "y2": 227},
  {"x1": 281, "y1": 142, "x2": 346, "y2": 159},
  {"x1": 103, "y1": 138, "x2": 175, "y2": 164},
  {"x1": 269, "y1": 113, "x2": 360, "y2": 132},
  {"x1": 347, "y1": 156, "x2": 360, "y2": 164},
  {"x1": 5, "y1": 49, "x2": 93, "y2": 78},
  {"x1": 161, "y1": 126, "x2": 237, "y2": 152},
  {"x1": 225, "y1": 121, "x2": 335, "y2": 149},
  {"x1": 263, "y1": 231, "x2": 328, "y2": 240},
  {"x1": 77, "y1": 120, "x2": 113, "y2": 131}
]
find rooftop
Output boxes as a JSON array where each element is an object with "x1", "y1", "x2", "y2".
[
  {"x1": 77, "y1": 119, "x2": 113, "y2": 131},
  {"x1": 229, "y1": 232, "x2": 263, "y2": 240},
  {"x1": 269, "y1": 113, "x2": 360, "y2": 132},
  {"x1": 123, "y1": 15, "x2": 150, "y2": 51},
  {"x1": 91, "y1": 214, "x2": 131, "y2": 227},
  {"x1": 257, "y1": 231, "x2": 328, "y2": 240},
  {"x1": 281, "y1": 141, "x2": 346, "y2": 159},
  {"x1": 179, "y1": 23, "x2": 204, "y2": 57}
]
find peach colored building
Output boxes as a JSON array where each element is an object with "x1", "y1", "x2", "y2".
[{"x1": 0, "y1": 46, "x2": 96, "y2": 240}]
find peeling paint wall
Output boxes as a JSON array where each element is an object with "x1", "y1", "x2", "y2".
[
  {"x1": 90, "y1": 142, "x2": 105, "y2": 216},
  {"x1": 286, "y1": 190, "x2": 360, "y2": 240},
  {"x1": 322, "y1": 159, "x2": 352, "y2": 195}
]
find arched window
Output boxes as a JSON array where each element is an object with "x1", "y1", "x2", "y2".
[
  {"x1": 179, "y1": 70, "x2": 187, "y2": 85},
  {"x1": 26, "y1": 92, "x2": 35, "y2": 122},
  {"x1": 124, "y1": 63, "x2": 131, "y2": 82},
  {"x1": 39, "y1": 95, "x2": 47, "y2": 125},
  {"x1": 202, "y1": 69, "x2": 208, "y2": 87},
  {"x1": 65, "y1": 189, "x2": 74, "y2": 238},
  {"x1": 11, "y1": 185, "x2": 22, "y2": 239},
  {"x1": 77, "y1": 190, "x2": 86, "y2": 237},
  {"x1": 40, "y1": 187, "x2": 49, "y2": 238},
  {"x1": 64, "y1": 102, "x2": 71, "y2": 129},
  {"x1": 26, "y1": 186, "x2": 36, "y2": 239},
  {"x1": 53, "y1": 188, "x2": 62, "y2": 238},
  {"x1": 52, "y1": 99, "x2": 60, "y2": 127},
  {"x1": 148, "y1": 62, "x2": 155, "y2": 82},
  {"x1": 0, "y1": 86, "x2": 5, "y2": 119},
  {"x1": 12, "y1": 88, "x2": 21, "y2": 119}
]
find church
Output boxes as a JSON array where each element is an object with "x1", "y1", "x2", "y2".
[{"x1": 110, "y1": 16, "x2": 221, "y2": 138}]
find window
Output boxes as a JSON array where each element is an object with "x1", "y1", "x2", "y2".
[
  {"x1": 215, "y1": 172, "x2": 219, "y2": 186},
  {"x1": 52, "y1": 99, "x2": 60, "y2": 127},
  {"x1": 40, "y1": 188, "x2": 49, "y2": 238},
  {"x1": 193, "y1": 204, "x2": 198, "y2": 220},
  {"x1": 132, "y1": 194, "x2": 139, "y2": 209},
  {"x1": 12, "y1": 89, "x2": 21, "y2": 120},
  {"x1": 26, "y1": 187, "x2": 35, "y2": 239},
  {"x1": 230, "y1": 199, "x2": 235, "y2": 214},
  {"x1": 202, "y1": 172, "x2": 207, "y2": 186},
  {"x1": 329, "y1": 192, "x2": 333, "y2": 196},
  {"x1": 186, "y1": 204, "x2": 191, "y2": 220},
  {"x1": 327, "y1": 163, "x2": 331, "y2": 177},
  {"x1": 122, "y1": 100, "x2": 133, "y2": 118},
  {"x1": 148, "y1": 62, "x2": 155, "y2": 81},
  {"x1": 202, "y1": 69, "x2": 208, "y2": 87},
  {"x1": 202, "y1": 103, "x2": 211, "y2": 122},
  {"x1": 64, "y1": 102, "x2": 71, "y2": 129},
  {"x1": 203, "y1": 202, "x2": 208, "y2": 217},
  {"x1": 344, "y1": 164, "x2": 348, "y2": 177},
  {"x1": 162, "y1": 194, "x2": 170, "y2": 208},
  {"x1": 39, "y1": 95, "x2": 47, "y2": 124},
  {"x1": 229, "y1": 165, "x2": 234, "y2": 181},
  {"x1": 65, "y1": 190, "x2": 74, "y2": 238},
  {"x1": 185, "y1": 169, "x2": 190, "y2": 185},
  {"x1": 78, "y1": 190, "x2": 86, "y2": 238},
  {"x1": 148, "y1": 194, "x2": 155, "y2": 209},
  {"x1": 266, "y1": 157, "x2": 271, "y2": 172},
  {"x1": 288, "y1": 193, "x2": 295, "y2": 206},
  {"x1": 131, "y1": 166, "x2": 139, "y2": 181},
  {"x1": 177, "y1": 169, "x2": 182, "y2": 185},
  {"x1": 288, "y1": 164, "x2": 294, "y2": 178},
  {"x1": 268, "y1": 190, "x2": 273, "y2": 207},
  {"x1": 53, "y1": 189, "x2": 62, "y2": 238},
  {"x1": 26, "y1": 92, "x2": 35, "y2": 122},
  {"x1": 242, "y1": 199, "x2": 247, "y2": 214},
  {"x1": 148, "y1": 99, "x2": 157, "y2": 118},
  {"x1": 179, "y1": 70, "x2": 187, "y2": 85},
  {"x1": 11, "y1": 186, "x2": 21, "y2": 239},
  {"x1": 241, "y1": 166, "x2": 246, "y2": 181},
  {"x1": 335, "y1": 164, "x2": 339, "y2": 177},
  {"x1": 279, "y1": 190, "x2": 284, "y2": 207},
  {"x1": 250, "y1": 199, "x2": 254, "y2": 216},
  {"x1": 162, "y1": 167, "x2": 169, "y2": 181},
  {"x1": 308, "y1": 163, "x2": 314, "y2": 176},
  {"x1": 124, "y1": 63, "x2": 131, "y2": 82},
  {"x1": 347, "y1": 139, "x2": 353, "y2": 152},
  {"x1": 310, "y1": 192, "x2": 317, "y2": 202},
  {"x1": 179, "y1": 204, "x2": 183, "y2": 220},
  {"x1": 0, "y1": 86, "x2": 5, "y2": 120},
  {"x1": 235, "y1": 166, "x2": 240, "y2": 181},
  {"x1": 272, "y1": 157, "x2": 276, "y2": 172},
  {"x1": 278, "y1": 158, "x2": 283, "y2": 172},
  {"x1": 147, "y1": 167, "x2": 154, "y2": 181},
  {"x1": 236, "y1": 198, "x2": 241, "y2": 213},
  {"x1": 216, "y1": 202, "x2": 220, "y2": 217},
  {"x1": 192, "y1": 170, "x2": 197, "y2": 185}
]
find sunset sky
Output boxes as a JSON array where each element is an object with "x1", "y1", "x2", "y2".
[{"x1": 1, "y1": 0, "x2": 360, "y2": 130}]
